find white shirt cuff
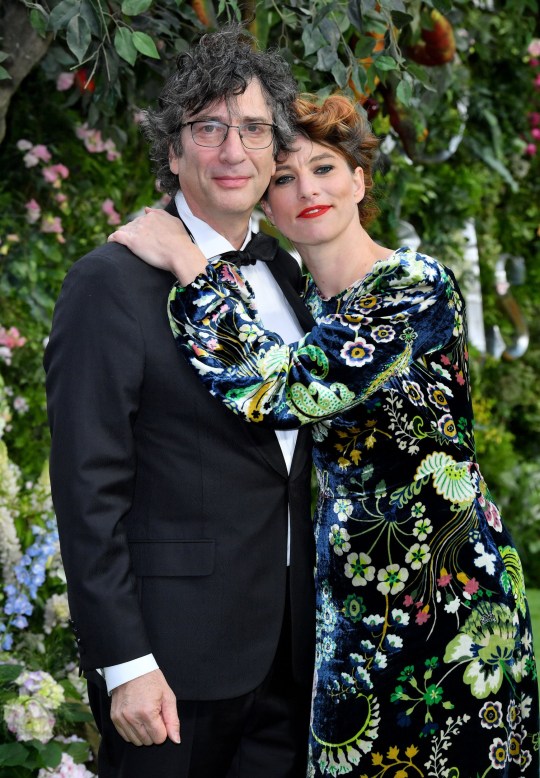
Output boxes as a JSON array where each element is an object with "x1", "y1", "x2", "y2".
[{"x1": 101, "y1": 654, "x2": 159, "y2": 693}]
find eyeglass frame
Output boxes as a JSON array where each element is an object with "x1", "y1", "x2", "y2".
[{"x1": 180, "y1": 120, "x2": 276, "y2": 149}]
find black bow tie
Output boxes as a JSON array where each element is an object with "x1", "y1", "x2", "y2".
[{"x1": 220, "y1": 231, "x2": 279, "y2": 267}]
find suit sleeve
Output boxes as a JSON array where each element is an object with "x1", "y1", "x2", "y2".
[
  {"x1": 168, "y1": 250, "x2": 459, "y2": 429},
  {"x1": 45, "y1": 250, "x2": 153, "y2": 671}
]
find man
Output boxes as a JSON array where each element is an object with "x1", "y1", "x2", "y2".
[{"x1": 45, "y1": 26, "x2": 315, "y2": 778}]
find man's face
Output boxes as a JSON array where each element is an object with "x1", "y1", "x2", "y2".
[{"x1": 170, "y1": 79, "x2": 276, "y2": 233}]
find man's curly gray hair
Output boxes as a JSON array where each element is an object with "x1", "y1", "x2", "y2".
[{"x1": 142, "y1": 24, "x2": 298, "y2": 195}]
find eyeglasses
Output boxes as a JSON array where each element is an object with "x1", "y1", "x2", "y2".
[{"x1": 181, "y1": 120, "x2": 275, "y2": 149}]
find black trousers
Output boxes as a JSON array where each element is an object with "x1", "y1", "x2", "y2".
[{"x1": 87, "y1": 596, "x2": 312, "y2": 777}]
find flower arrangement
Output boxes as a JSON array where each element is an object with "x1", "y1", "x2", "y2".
[{"x1": 0, "y1": 346, "x2": 96, "y2": 776}]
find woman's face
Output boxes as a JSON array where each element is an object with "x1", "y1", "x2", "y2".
[{"x1": 261, "y1": 136, "x2": 364, "y2": 250}]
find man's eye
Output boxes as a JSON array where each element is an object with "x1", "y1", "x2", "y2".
[
  {"x1": 200, "y1": 123, "x2": 220, "y2": 133},
  {"x1": 243, "y1": 124, "x2": 265, "y2": 135}
]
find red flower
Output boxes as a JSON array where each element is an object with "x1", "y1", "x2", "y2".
[{"x1": 74, "y1": 69, "x2": 96, "y2": 93}]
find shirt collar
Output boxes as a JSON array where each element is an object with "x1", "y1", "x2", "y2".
[{"x1": 174, "y1": 191, "x2": 253, "y2": 259}]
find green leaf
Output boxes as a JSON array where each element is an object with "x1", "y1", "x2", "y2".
[
  {"x1": 66, "y1": 15, "x2": 91, "y2": 62},
  {"x1": 29, "y1": 8, "x2": 49, "y2": 37},
  {"x1": 48, "y1": 0, "x2": 80, "y2": 33},
  {"x1": 0, "y1": 664, "x2": 22, "y2": 682},
  {"x1": 432, "y1": 0, "x2": 453, "y2": 12},
  {"x1": 80, "y1": 0, "x2": 101, "y2": 37},
  {"x1": 316, "y1": 45, "x2": 339, "y2": 72},
  {"x1": 114, "y1": 28, "x2": 138, "y2": 66},
  {"x1": 36, "y1": 741, "x2": 62, "y2": 769},
  {"x1": 332, "y1": 60, "x2": 349, "y2": 89},
  {"x1": 65, "y1": 740, "x2": 91, "y2": 763},
  {"x1": 0, "y1": 743, "x2": 29, "y2": 767},
  {"x1": 391, "y1": 10, "x2": 413, "y2": 29},
  {"x1": 132, "y1": 31, "x2": 160, "y2": 59},
  {"x1": 121, "y1": 0, "x2": 153, "y2": 16},
  {"x1": 302, "y1": 26, "x2": 326, "y2": 57},
  {"x1": 396, "y1": 77, "x2": 413, "y2": 107},
  {"x1": 406, "y1": 61, "x2": 437, "y2": 92},
  {"x1": 0, "y1": 66, "x2": 10, "y2": 81},
  {"x1": 373, "y1": 55, "x2": 398, "y2": 72}
]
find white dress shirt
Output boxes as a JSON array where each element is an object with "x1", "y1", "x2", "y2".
[{"x1": 102, "y1": 193, "x2": 304, "y2": 692}]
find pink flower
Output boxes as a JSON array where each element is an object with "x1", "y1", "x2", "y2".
[
  {"x1": 464, "y1": 577, "x2": 479, "y2": 595},
  {"x1": 0, "y1": 326, "x2": 26, "y2": 349},
  {"x1": 20, "y1": 143, "x2": 52, "y2": 168},
  {"x1": 42, "y1": 164, "x2": 69, "y2": 186},
  {"x1": 55, "y1": 193, "x2": 68, "y2": 204},
  {"x1": 101, "y1": 198, "x2": 121, "y2": 225},
  {"x1": 528, "y1": 38, "x2": 540, "y2": 58},
  {"x1": 25, "y1": 199, "x2": 41, "y2": 224},
  {"x1": 32, "y1": 145, "x2": 52, "y2": 163},
  {"x1": 41, "y1": 215, "x2": 65, "y2": 242},
  {"x1": 415, "y1": 609, "x2": 431, "y2": 625},
  {"x1": 56, "y1": 71, "x2": 75, "y2": 91},
  {"x1": 403, "y1": 594, "x2": 414, "y2": 607},
  {"x1": 437, "y1": 572, "x2": 453, "y2": 587},
  {"x1": 104, "y1": 139, "x2": 121, "y2": 161},
  {"x1": 525, "y1": 143, "x2": 537, "y2": 156},
  {"x1": 483, "y1": 500, "x2": 502, "y2": 532},
  {"x1": 75, "y1": 123, "x2": 120, "y2": 160},
  {"x1": 535, "y1": 73, "x2": 540, "y2": 89},
  {"x1": 529, "y1": 112, "x2": 540, "y2": 126},
  {"x1": 440, "y1": 354, "x2": 451, "y2": 365},
  {"x1": 532, "y1": 128, "x2": 540, "y2": 140}
]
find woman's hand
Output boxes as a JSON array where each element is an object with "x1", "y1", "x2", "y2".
[{"x1": 108, "y1": 207, "x2": 207, "y2": 284}]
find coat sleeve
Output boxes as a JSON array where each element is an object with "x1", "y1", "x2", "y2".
[
  {"x1": 168, "y1": 250, "x2": 460, "y2": 429},
  {"x1": 44, "y1": 248, "x2": 153, "y2": 671}
]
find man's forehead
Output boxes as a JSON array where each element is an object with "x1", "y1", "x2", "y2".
[{"x1": 188, "y1": 81, "x2": 271, "y2": 121}]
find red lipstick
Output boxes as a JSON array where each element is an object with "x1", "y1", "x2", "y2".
[{"x1": 297, "y1": 205, "x2": 331, "y2": 219}]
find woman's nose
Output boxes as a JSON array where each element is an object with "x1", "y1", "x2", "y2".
[{"x1": 298, "y1": 175, "x2": 319, "y2": 199}]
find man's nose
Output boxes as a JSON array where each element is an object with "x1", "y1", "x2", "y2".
[{"x1": 218, "y1": 127, "x2": 247, "y2": 162}]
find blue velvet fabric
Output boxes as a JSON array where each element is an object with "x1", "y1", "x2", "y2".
[{"x1": 169, "y1": 247, "x2": 539, "y2": 776}]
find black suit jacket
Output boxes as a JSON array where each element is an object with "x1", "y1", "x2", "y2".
[{"x1": 44, "y1": 205, "x2": 316, "y2": 700}]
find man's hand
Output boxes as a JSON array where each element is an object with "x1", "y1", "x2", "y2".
[
  {"x1": 110, "y1": 668, "x2": 180, "y2": 746},
  {"x1": 108, "y1": 207, "x2": 207, "y2": 284}
]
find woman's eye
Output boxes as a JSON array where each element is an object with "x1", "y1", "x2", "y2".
[
  {"x1": 315, "y1": 165, "x2": 333, "y2": 174},
  {"x1": 274, "y1": 175, "x2": 294, "y2": 185}
]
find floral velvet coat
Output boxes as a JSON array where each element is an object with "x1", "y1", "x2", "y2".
[{"x1": 168, "y1": 247, "x2": 539, "y2": 777}]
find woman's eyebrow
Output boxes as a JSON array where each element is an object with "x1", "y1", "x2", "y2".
[{"x1": 275, "y1": 152, "x2": 335, "y2": 172}]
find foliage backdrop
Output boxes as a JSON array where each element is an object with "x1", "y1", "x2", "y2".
[{"x1": 0, "y1": 0, "x2": 539, "y2": 774}]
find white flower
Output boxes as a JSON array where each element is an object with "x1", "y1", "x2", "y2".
[
  {"x1": 344, "y1": 552, "x2": 375, "y2": 586},
  {"x1": 44, "y1": 593, "x2": 71, "y2": 634},
  {"x1": 444, "y1": 596, "x2": 461, "y2": 614},
  {"x1": 376, "y1": 564, "x2": 409, "y2": 595},
  {"x1": 328, "y1": 524, "x2": 351, "y2": 556},
  {"x1": 37, "y1": 751, "x2": 94, "y2": 778},
  {"x1": 405, "y1": 543, "x2": 431, "y2": 570},
  {"x1": 4, "y1": 697, "x2": 55, "y2": 743}
]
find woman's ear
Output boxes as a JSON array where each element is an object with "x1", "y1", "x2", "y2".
[
  {"x1": 352, "y1": 167, "x2": 365, "y2": 203},
  {"x1": 260, "y1": 198, "x2": 275, "y2": 225}
]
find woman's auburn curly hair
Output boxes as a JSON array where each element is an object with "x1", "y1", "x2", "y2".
[{"x1": 292, "y1": 94, "x2": 380, "y2": 226}]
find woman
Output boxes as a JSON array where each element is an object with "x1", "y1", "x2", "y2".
[{"x1": 110, "y1": 95, "x2": 538, "y2": 776}]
